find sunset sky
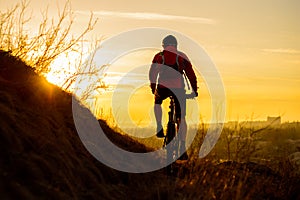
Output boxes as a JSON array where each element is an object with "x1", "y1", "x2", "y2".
[{"x1": 1, "y1": 0, "x2": 300, "y2": 123}]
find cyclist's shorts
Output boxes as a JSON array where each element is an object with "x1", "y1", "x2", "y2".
[{"x1": 154, "y1": 87, "x2": 186, "y2": 118}]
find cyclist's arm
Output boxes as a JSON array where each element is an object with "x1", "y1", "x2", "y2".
[
  {"x1": 179, "y1": 53, "x2": 198, "y2": 96},
  {"x1": 184, "y1": 61, "x2": 198, "y2": 95},
  {"x1": 149, "y1": 54, "x2": 161, "y2": 94}
]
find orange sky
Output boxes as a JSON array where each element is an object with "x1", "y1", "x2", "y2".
[{"x1": 1, "y1": 0, "x2": 300, "y2": 123}]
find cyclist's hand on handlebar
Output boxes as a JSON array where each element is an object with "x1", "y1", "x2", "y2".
[
  {"x1": 186, "y1": 92, "x2": 198, "y2": 99},
  {"x1": 192, "y1": 91, "x2": 198, "y2": 98}
]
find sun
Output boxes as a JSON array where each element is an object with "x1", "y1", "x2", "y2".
[
  {"x1": 46, "y1": 70, "x2": 68, "y2": 86},
  {"x1": 45, "y1": 51, "x2": 80, "y2": 88}
]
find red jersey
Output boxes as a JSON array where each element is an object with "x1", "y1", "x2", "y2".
[{"x1": 149, "y1": 46, "x2": 197, "y2": 92}]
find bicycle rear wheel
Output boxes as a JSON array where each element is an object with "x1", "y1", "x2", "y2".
[{"x1": 166, "y1": 121, "x2": 178, "y2": 175}]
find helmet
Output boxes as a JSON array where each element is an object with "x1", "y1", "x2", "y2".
[{"x1": 162, "y1": 35, "x2": 177, "y2": 47}]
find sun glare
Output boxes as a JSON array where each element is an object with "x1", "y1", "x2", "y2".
[{"x1": 45, "y1": 51, "x2": 81, "y2": 88}]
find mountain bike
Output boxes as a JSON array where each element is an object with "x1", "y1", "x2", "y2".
[{"x1": 163, "y1": 93, "x2": 195, "y2": 175}]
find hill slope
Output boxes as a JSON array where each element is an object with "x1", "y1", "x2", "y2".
[
  {"x1": 0, "y1": 50, "x2": 156, "y2": 199},
  {"x1": 0, "y1": 50, "x2": 299, "y2": 200}
]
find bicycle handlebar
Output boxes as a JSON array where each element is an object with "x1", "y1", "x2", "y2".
[
  {"x1": 169, "y1": 92, "x2": 197, "y2": 100},
  {"x1": 185, "y1": 93, "x2": 197, "y2": 99}
]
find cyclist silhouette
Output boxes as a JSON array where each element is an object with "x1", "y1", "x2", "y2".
[{"x1": 149, "y1": 35, "x2": 198, "y2": 160}]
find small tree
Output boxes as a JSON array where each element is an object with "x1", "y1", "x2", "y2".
[
  {"x1": 0, "y1": 0, "x2": 97, "y2": 75},
  {"x1": 0, "y1": 0, "x2": 113, "y2": 111}
]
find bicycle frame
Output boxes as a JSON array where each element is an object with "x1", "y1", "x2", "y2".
[
  {"x1": 164, "y1": 97, "x2": 178, "y2": 149},
  {"x1": 163, "y1": 95, "x2": 180, "y2": 175}
]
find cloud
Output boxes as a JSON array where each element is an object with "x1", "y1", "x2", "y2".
[
  {"x1": 103, "y1": 72, "x2": 148, "y2": 88},
  {"x1": 76, "y1": 10, "x2": 216, "y2": 24},
  {"x1": 262, "y1": 48, "x2": 300, "y2": 54}
]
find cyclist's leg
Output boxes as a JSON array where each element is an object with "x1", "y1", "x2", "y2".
[
  {"x1": 154, "y1": 104, "x2": 162, "y2": 127},
  {"x1": 154, "y1": 87, "x2": 169, "y2": 137},
  {"x1": 174, "y1": 89, "x2": 188, "y2": 160},
  {"x1": 177, "y1": 118, "x2": 188, "y2": 160},
  {"x1": 173, "y1": 89, "x2": 187, "y2": 140},
  {"x1": 177, "y1": 118, "x2": 187, "y2": 141}
]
